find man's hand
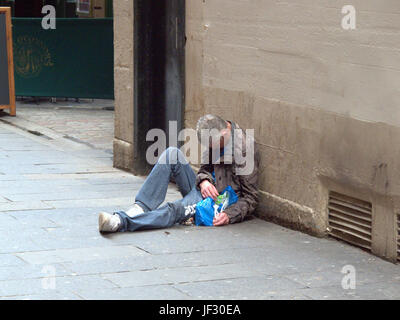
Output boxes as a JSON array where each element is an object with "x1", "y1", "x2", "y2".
[
  {"x1": 213, "y1": 212, "x2": 229, "y2": 226},
  {"x1": 200, "y1": 180, "x2": 219, "y2": 200}
]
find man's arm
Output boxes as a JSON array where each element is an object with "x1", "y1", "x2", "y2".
[
  {"x1": 196, "y1": 164, "x2": 214, "y2": 188},
  {"x1": 196, "y1": 150, "x2": 214, "y2": 189},
  {"x1": 224, "y1": 149, "x2": 260, "y2": 224}
]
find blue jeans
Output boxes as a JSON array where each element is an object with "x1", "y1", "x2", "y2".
[{"x1": 115, "y1": 147, "x2": 203, "y2": 232}]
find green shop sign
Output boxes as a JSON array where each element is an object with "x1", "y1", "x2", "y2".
[{"x1": 12, "y1": 18, "x2": 114, "y2": 99}]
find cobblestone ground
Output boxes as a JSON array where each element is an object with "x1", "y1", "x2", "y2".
[
  {"x1": 0, "y1": 102, "x2": 399, "y2": 300},
  {"x1": 4, "y1": 99, "x2": 114, "y2": 152}
]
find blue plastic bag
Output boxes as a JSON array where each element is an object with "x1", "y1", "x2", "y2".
[
  {"x1": 194, "y1": 197, "x2": 215, "y2": 227},
  {"x1": 195, "y1": 186, "x2": 238, "y2": 227}
]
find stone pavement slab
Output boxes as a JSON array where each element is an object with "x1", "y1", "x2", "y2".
[
  {"x1": 76, "y1": 285, "x2": 189, "y2": 300},
  {"x1": 0, "y1": 110, "x2": 399, "y2": 300},
  {"x1": 174, "y1": 276, "x2": 309, "y2": 300},
  {"x1": 17, "y1": 245, "x2": 146, "y2": 265}
]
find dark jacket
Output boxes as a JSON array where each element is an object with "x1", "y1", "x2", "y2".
[{"x1": 195, "y1": 121, "x2": 260, "y2": 224}]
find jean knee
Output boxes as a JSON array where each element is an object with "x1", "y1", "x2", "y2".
[{"x1": 160, "y1": 147, "x2": 187, "y2": 165}]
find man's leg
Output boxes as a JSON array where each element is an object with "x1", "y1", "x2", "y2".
[
  {"x1": 99, "y1": 147, "x2": 199, "y2": 233},
  {"x1": 116, "y1": 187, "x2": 203, "y2": 232},
  {"x1": 135, "y1": 146, "x2": 197, "y2": 211}
]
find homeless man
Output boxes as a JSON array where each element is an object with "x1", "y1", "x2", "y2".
[{"x1": 98, "y1": 114, "x2": 260, "y2": 233}]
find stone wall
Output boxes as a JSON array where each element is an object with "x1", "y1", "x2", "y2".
[
  {"x1": 185, "y1": 0, "x2": 400, "y2": 261},
  {"x1": 113, "y1": 0, "x2": 134, "y2": 172},
  {"x1": 113, "y1": 1, "x2": 400, "y2": 261}
]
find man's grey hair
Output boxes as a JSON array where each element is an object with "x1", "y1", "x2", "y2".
[{"x1": 196, "y1": 114, "x2": 228, "y2": 142}]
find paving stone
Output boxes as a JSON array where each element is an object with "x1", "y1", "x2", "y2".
[
  {"x1": 0, "y1": 216, "x2": 57, "y2": 230},
  {"x1": 174, "y1": 276, "x2": 308, "y2": 300},
  {"x1": 102, "y1": 263, "x2": 264, "y2": 288},
  {"x1": 61, "y1": 247, "x2": 271, "y2": 276},
  {"x1": 75, "y1": 285, "x2": 190, "y2": 300},
  {"x1": 0, "y1": 201, "x2": 54, "y2": 212},
  {"x1": 17, "y1": 245, "x2": 147, "y2": 265},
  {"x1": 0, "y1": 274, "x2": 116, "y2": 297},
  {"x1": 0, "y1": 196, "x2": 10, "y2": 203},
  {"x1": 0, "y1": 229, "x2": 48, "y2": 254},
  {"x1": 6, "y1": 190, "x2": 134, "y2": 202},
  {"x1": 297, "y1": 281, "x2": 400, "y2": 300},
  {"x1": 0, "y1": 263, "x2": 70, "y2": 281},
  {"x1": 43, "y1": 198, "x2": 133, "y2": 209},
  {"x1": 0, "y1": 254, "x2": 26, "y2": 268},
  {"x1": 2, "y1": 291, "x2": 82, "y2": 300}
]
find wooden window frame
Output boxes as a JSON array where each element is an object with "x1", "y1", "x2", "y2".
[{"x1": 0, "y1": 7, "x2": 15, "y2": 116}]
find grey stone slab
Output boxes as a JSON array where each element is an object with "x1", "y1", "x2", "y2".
[
  {"x1": 0, "y1": 185, "x2": 65, "y2": 196},
  {"x1": 281, "y1": 266, "x2": 397, "y2": 289},
  {"x1": 0, "y1": 201, "x2": 54, "y2": 212},
  {"x1": 0, "y1": 144, "x2": 52, "y2": 152},
  {"x1": 0, "y1": 213, "x2": 18, "y2": 224},
  {"x1": 0, "y1": 165, "x2": 69, "y2": 175},
  {"x1": 354, "y1": 282, "x2": 400, "y2": 299},
  {"x1": 0, "y1": 179, "x2": 89, "y2": 190},
  {"x1": 3, "y1": 150, "x2": 74, "y2": 160},
  {"x1": 0, "y1": 263, "x2": 70, "y2": 281},
  {"x1": 43, "y1": 197, "x2": 132, "y2": 209},
  {"x1": 0, "y1": 196, "x2": 10, "y2": 203},
  {"x1": 102, "y1": 263, "x2": 263, "y2": 288},
  {"x1": 70, "y1": 149, "x2": 113, "y2": 159},
  {"x1": 23, "y1": 172, "x2": 132, "y2": 181},
  {"x1": 6, "y1": 190, "x2": 134, "y2": 202},
  {"x1": 0, "y1": 274, "x2": 116, "y2": 298},
  {"x1": 116, "y1": 224, "x2": 275, "y2": 255},
  {"x1": 17, "y1": 245, "x2": 147, "y2": 265},
  {"x1": 0, "y1": 254, "x2": 26, "y2": 268},
  {"x1": 0, "y1": 229, "x2": 48, "y2": 254},
  {"x1": 30, "y1": 231, "x2": 115, "y2": 251},
  {"x1": 0, "y1": 241, "x2": 42, "y2": 254},
  {"x1": 8, "y1": 209, "x2": 72, "y2": 220},
  {"x1": 174, "y1": 276, "x2": 308, "y2": 300},
  {"x1": 0, "y1": 174, "x2": 28, "y2": 181},
  {"x1": 0, "y1": 212, "x2": 57, "y2": 230},
  {"x1": 297, "y1": 281, "x2": 400, "y2": 300},
  {"x1": 2, "y1": 290, "x2": 82, "y2": 300},
  {"x1": 61, "y1": 247, "x2": 272, "y2": 276},
  {"x1": 76, "y1": 285, "x2": 190, "y2": 300},
  {"x1": 8, "y1": 207, "x2": 121, "y2": 228},
  {"x1": 68, "y1": 182, "x2": 143, "y2": 193},
  {"x1": 85, "y1": 176, "x2": 146, "y2": 185}
]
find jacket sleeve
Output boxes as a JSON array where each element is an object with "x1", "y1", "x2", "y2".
[
  {"x1": 196, "y1": 163, "x2": 214, "y2": 190},
  {"x1": 224, "y1": 148, "x2": 260, "y2": 224},
  {"x1": 196, "y1": 149, "x2": 215, "y2": 189}
]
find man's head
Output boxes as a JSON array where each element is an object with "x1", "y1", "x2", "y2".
[{"x1": 196, "y1": 114, "x2": 231, "y2": 149}]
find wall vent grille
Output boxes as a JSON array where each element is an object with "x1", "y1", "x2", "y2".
[
  {"x1": 397, "y1": 214, "x2": 400, "y2": 263},
  {"x1": 328, "y1": 192, "x2": 372, "y2": 251}
]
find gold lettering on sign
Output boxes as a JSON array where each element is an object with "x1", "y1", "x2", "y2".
[{"x1": 14, "y1": 36, "x2": 54, "y2": 79}]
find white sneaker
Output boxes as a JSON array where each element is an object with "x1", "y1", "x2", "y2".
[
  {"x1": 98, "y1": 212, "x2": 121, "y2": 233},
  {"x1": 126, "y1": 203, "x2": 144, "y2": 218}
]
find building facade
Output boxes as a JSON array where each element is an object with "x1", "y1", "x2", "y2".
[{"x1": 113, "y1": 1, "x2": 400, "y2": 263}]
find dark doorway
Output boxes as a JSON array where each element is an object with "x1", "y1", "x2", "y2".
[
  {"x1": 14, "y1": 0, "x2": 43, "y2": 17},
  {"x1": 133, "y1": 0, "x2": 185, "y2": 175}
]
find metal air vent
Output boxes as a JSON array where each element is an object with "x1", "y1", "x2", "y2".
[{"x1": 328, "y1": 192, "x2": 372, "y2": 251}]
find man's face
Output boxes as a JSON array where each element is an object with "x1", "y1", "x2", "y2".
[{"x1": 209, "y1": 128, "x2": 230, "y2": 150}]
